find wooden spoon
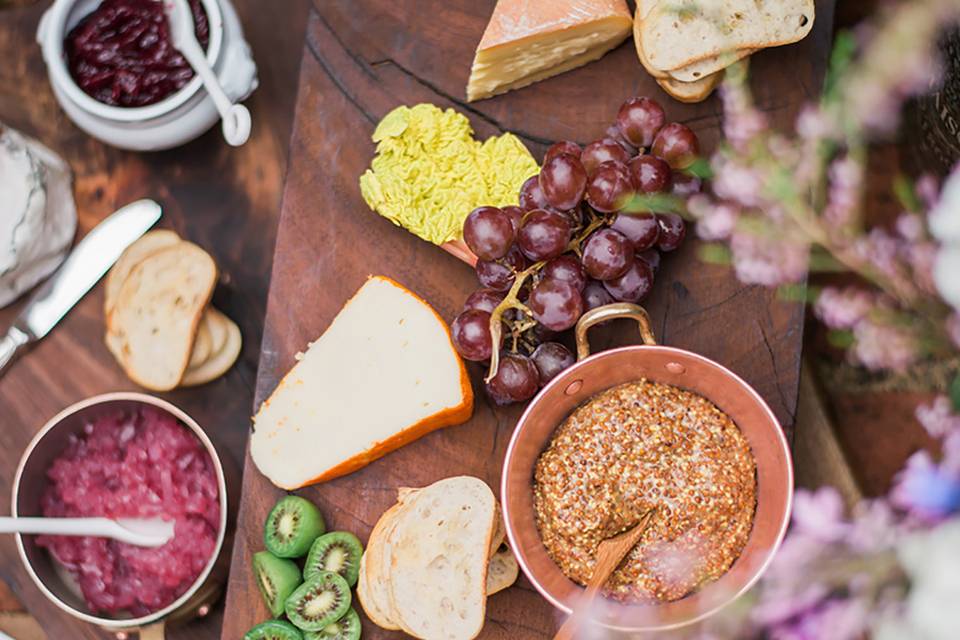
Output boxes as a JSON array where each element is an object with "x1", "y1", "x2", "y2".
[{"x1": 553, "y1": 509, "x2": 657, "y2": 640}]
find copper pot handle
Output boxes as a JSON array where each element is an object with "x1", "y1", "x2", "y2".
[{"x1": 574, "y1": 303, "x2": 657, "y2": 361}]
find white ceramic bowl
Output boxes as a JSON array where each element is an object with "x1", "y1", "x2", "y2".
[{"x1": 37, "y1": 0, "x2": 258, "y2": 151}]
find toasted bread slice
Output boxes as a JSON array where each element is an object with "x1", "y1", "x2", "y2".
[
  {"x1": 641, "y1": 0, "x2": 814, "y2": 72},
  {"x1": 112, "y1": 242, "x2": 217, "y2": 391},
  {"x1": 188, "y1": 312, "x2": 214, "y2": 368},
  {"x1": 387, "y1": 476, "x2": 496, "y2": 640}
]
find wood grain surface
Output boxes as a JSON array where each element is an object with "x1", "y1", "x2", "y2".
[
  {"x1": 221, "y1": 1, "x2": 837, "y2": 638},
  {"x1": 0, "y1": 0, "x2": 308, "y2": 637}
]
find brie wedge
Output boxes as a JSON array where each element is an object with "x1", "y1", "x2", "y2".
[
  {"x1": 251, "y1": 276, "x2": 474, "y2": 489},
  {"x1": 466, "y1": 0, "x2": 633, "y2": 102}
]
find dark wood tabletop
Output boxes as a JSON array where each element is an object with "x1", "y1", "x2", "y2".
[
  {"x1": 0, "y1": 1, "x2": 308, "y2": 638},
  {"x1": 220, "y1": 1, "x2": 836, "y2": 639}
]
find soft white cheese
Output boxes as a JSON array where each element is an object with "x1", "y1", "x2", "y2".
[
  {"x1": 251, "y1": 276, "x2": 473, "y2": 489},
  {"x1": 0, "y1": 128, "x2": 76, "y2": 308}
]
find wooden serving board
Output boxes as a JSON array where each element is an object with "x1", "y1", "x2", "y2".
[{"x1": 222, "y1": 1, "x2": 836, "y2": 638}]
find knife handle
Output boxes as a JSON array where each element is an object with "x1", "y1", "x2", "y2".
[{"x1": 0, "y1": 327, "x2": 30, "y2": 376}]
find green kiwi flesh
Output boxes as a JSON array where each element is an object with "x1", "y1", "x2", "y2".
[
  {"x1": 243, "y1": 619, "x2": 304, "y2": 640},
  {"x1": 303, "y1": 531, "x2": 364, "y2": 586},
  {"x1": 253, "y1": 551, "x2": 303, "y2": 617},
  {"x1": 285, "y1": 570, "x2": 351, "y2": 631},
  {"x1": 264, "y1": 495, "x2": 326, "y2": 558},
  {"x1": 304, "y1": 607, "x2": 362, "y2": 640}
]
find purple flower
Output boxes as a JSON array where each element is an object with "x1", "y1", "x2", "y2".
[
  {"x1": 823, "y1": 157, "x2": 863, "y2": 231},
  {"x1": 688, "y1": 195, "x2": 739, "y2": 241},
  {"x1": 814, "y1": 287, "x2": 877, "y2": 330},
  {"x1": 947, "y1": 313, "x2": 960, "y2": 349},
  {"x1": 712, "y1": 158, "x2": 764, "y2": 208},
  {"x1": 730, "y1": 232, "x2": 809, "y2": 286},
  {"x1": 890, "y1": 450, "x2": 960, "y2": 522},
  {"x1": 847, "y1": 499, "x2": 898, "y2": 551},
  {"x1": 719, "y1": 81, "x2": 767, "y2": 152},
  {"x1": 851, "y1": 318, "x2": 918, "y2": 372},
  {"x1": 752, "y1": 583, "x2": 828, "y2": 627},
  {"x1": 915, "y1": 395, "x2": 960, "y2": 439},
  {"x1": 895, "y1": 213, "x2": 925, "y2": 242},
  {"x1": 792, "y1": 487, "x2": 850, "y2": 542},
  {"x1": 768, "y1": 598, "x2": 868, "y2": 640}
]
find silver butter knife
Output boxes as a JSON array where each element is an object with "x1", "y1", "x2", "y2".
[{"x1": 0, "y1": 199, "x2": 162, "y2": 376}]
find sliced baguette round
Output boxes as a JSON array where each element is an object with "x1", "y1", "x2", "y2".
[
  {"x1": 188, "y1": 312, "x2": 214, "y2": 368},
  {"x1": 387, "y1": 476, "x2": 496, "y2": 640},
  {"x1": 113, "y1": 242, "x2": 217, "y2": 391},
  {"x1": 104, "y1": 229, "x2": 181, "y2": 316},
  {"x1": 180, "y1": 309, "x2": 241, "y2": 386},
  {"x1": 486, "y1": 547, "x2": 519, "y2": 596},
  {"x1": 360, "y1": 502, "x2": 407, "y2": 631}
]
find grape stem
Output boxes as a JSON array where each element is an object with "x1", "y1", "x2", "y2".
[
  {"x1": 485, "y1": 211, "x2": 608, "y2": 382},
  {"x1": 486, "y1": 263, "x2": 541, "y2": 383}
]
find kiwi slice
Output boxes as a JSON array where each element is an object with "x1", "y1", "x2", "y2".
[
  {"x1": 253, "y1": 551, "x2": 303, "y2": 617},
  {"x1": 304, "y1": 607, "x2": 361, "y2": 640},
  {"x1": 285, "y1": 570, "x2": 351, "y2": 632},
  {"x1": 304, "y1": 531, "x2": 364, "y2": 586},
  {"x1": 244, "y1": 619, "x2": 304, "y2": 640},
  {"x1": 265, "y1": 495, "x2": 326, "y2": 558}
]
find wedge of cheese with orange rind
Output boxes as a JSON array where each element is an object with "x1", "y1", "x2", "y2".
[
  {"x1": 250, "y1": 276, "x2": 474, "y2": 489},
  {"x1": 466, "y1": 0, "x2": 633, "y2": 102}
]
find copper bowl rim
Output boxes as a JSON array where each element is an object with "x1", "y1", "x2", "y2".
[
  {"x1": 11, "y1": 392, "x2": 229, "y2": 630},
  {"x1": 501, "y1": 343, "x2": 794, "y2": 632}
]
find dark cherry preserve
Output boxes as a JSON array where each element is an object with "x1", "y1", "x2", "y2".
[{"x1": 65, "y1": 0, "x2": 209, "y2": 108}]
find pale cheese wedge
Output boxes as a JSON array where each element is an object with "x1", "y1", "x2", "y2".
[
  {"x1": 250, "y1": 276, "x2": 474, "y2": 489},
  {"x1": 466, "y1": 0, "x2": 633, "y2": 102}
]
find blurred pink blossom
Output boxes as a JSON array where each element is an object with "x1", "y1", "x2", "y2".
[
  {"x1": 851, "y1": 318, "x2": 918, "y2": 371},
  {"x1": 730, "y1": 232, "x2": 809, "y2": 286},
  {"x1": 719, "y1": 82, "x2": 767, "y2": 152},
  {"x1": 791, "y1": 487, "x2": 849, "y2": 542},
  {"x1": 814, "y1": 286, "x2": 877, "y2": 330},
  {"x1": 769, "y1": 598, "x2": 868, "y2": 640},
  {"x1": 915, "y1": 395, "x2": 960, "y2": 439},
  {"x1": 688, "y1": 195, "x2": 739, "y2": 241},
  {"x1": 848, "y1": 500, "x2": 898, "y2": 551},
  {"x1": 712, "y1": 158, "x2": 764, "y2": 208},
  {"x1": 947, "y1": 313, "x2": 960, "y2": 348},
  {"x1": 823, "y1": 157, "x2": 863, "y2": 230}
]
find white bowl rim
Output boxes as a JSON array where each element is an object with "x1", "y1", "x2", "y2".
[
  {"x1": 11, "y1": 392, "x2": 229, "y2": 629},
  {"x1": 41, "y1": 0, "x2": 224, "y2": 123}
]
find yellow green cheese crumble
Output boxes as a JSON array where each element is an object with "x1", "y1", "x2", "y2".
[{"x1": 359, "y1": 104, "x2": 539, "y2": 245}]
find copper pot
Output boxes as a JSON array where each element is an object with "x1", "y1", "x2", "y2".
[
  {"x1": 12, "y1": 393, "x2": 229, "y2": 639},
  {"x1": 501, "y1": 304, "x2": 793, "y2": 631}
]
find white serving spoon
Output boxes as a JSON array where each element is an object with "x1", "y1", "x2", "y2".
[
  {"x1": 164, "y1": 0, "x2": 251, "y2": 146},
  {"x1": 0, "y1": 517, "x2": 175, "y2": 548}
]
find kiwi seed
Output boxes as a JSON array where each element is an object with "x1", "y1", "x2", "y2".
[
  {"x1": 303, "y1": 531, "x2": 364, "y2": 586},
  {"x1": 264, "y1": 495, "x2": 326, "y2": 558},
  {"x1": 253, "y1": 551, "x2": 303, "y2": 617},
  {"x1": 243, "y1": 619, "x2": 304, "y2": 640},
  {"x1": 284, "y1": 570, "x2": 351, "y2": 632}
]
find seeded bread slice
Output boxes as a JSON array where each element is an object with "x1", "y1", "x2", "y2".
[
  {"x1": 113, "y1": 242, "x2": 217, "y2": 391},
  {"x1": 641, "y1": 0, "x2": 814, "y2": 72},
  {"x1": 387, "y1": 476, "x2": 496, "y2": 640}
]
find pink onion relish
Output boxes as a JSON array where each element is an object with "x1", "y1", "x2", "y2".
[{"x1": 37, "y1": 406, "x2": 220, "y2": 616}]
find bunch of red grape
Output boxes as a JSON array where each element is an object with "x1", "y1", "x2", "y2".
[{"x1": 451, "y1": 96, "x2": 702, "y2": 405}]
